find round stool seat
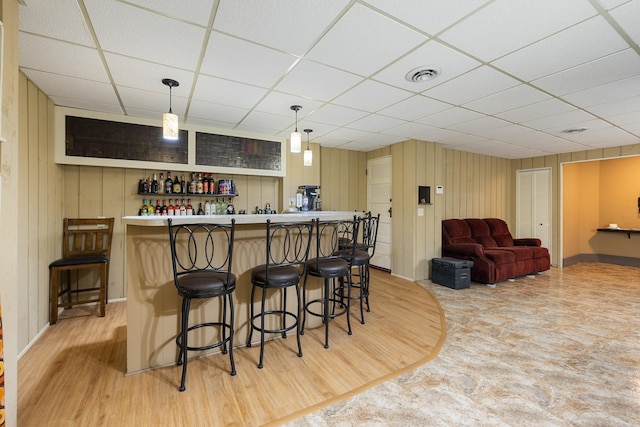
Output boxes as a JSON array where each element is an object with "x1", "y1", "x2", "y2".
[
  {"x1": 334, "y1": 249, "x2": 369, "y2": 265},
  {"x1": 177, "y1": 271, "x2": 236, "y2": 298},
  {"x1": 307, "y1": 257, "x2": 348, "y2": 277},
  {"x1": 251, "y1": 264, "x2": 301, "y2": 288}
]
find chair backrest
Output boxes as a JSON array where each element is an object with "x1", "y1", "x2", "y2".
[
  {"x1": 167, "y1": 219, "x2": 235, "y2": 286},
  {"x1": 314, "y1": 218, "x2": 359, "y2": 263},
  {"x1": 263, "y1": 219, "x2": 314, "y2": 279},
  {"x1": 63, "y1": 218, "x2": 115, "y2": 259},
  {"x1": 360, "y1": 212, "x2": 380, "y2": 257}
]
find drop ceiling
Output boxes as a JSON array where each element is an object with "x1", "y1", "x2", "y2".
[{"x1": 17, "y1": 0, "x2": 640, "y2": 159}]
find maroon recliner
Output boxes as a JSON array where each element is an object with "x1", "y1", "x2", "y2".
[
  {"x1": 442, "y1": 218, "x2": 550, "y2": 285},
  {"x1": 484, "y1": 218, "x2": 550, "y2": 274},
  {"x1": 442, "y1": 219, "x2": 515, "y2": 284}
]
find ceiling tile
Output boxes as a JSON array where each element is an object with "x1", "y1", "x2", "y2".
[
  {"x1": 212, "y1": 0, "x2": 350, "y2": 55},
  {"x1": 463, "y1": 85, "x2": 551, "y2": 115},
  {"x1": 19, "y1": 0, "x2": 94, "y2": 46},
  {"x1": 84, "y1": 0, "x2": 206, "y2": 70},
  {"x1": 124, "y1": 0, "x2": 216, "y2": 26},
  {"x1": 378, "y1": 95, "x2": 451, "y2": 121},
  {"x1": 424, "y1": 66, "x2": 520, "y2": 105},
  {"x1": 253, "y1": 92, "x2": 324, "y2": 123},
  {"x1": 562, "y1": 75, "x2": 640, "y2": 108},
  {"x1": 522, "y1": 109, "x2": 598, "y2": 133},
  {"x1": 274, "y1": 60, "x2": 363, "y2": 102},
  {"x1": 439, "y1": 0, "x2": 597, "y2": 61},
  {"x1": 22, "y1": 69, "x2": 119, "y2": 106},
  {"x1": 609, "y1": 0, "x2": 640, "y2": 46},
  {"x1": 104, "y1": 53, "x2": 194, "y2": 94},
  {"x1": 416, "y1": 107, "x2": 484, "y2": 128},
  {"x1": 201, "y1": 32, "x2": 297, "y2": 88},
  {"x1": 238, "y1": 110, "x2": 292, "y2": 132},
  {"x1": 496, "y1": 99, "x2": 577, "y2": 124},
  {"x1": 49, "y1": 96, "x2": 124, "y2": 115},
  {"x1": 587, "y1": 95, "x2": 640, "y2": 117},
  {"x1": 363, "y1": 0, "x2": 493, "y2": 35},
  {"x1": 188, "y1": 99, "x2": 249, "y2": 124},
  {"x1": 118, "y1": 86, "x2": 187, "y2": 116},
  {"x1": 533, "y1": 49, "x2": 640, "y2": 96},
  {"x1": 305, "y1": 3, "x2": 427, "y2": 76},
  {"x1": 19, "y1": 33, "x2": 109, "y2": 82},
  {"x1": 345, "y1": 114, "x2": 405, "y2": 132},
  {"x1": 306, "y1": 104, "x2": 370, "y2": 127},
  {"x1": 192, "y1": 75, "x2": 268, "y2": 109},
  {"x1": 382, "y1": 121, "x2": 439, "y2": 139},
  {"x1": 333, "y1": 80, "x2": 413, "y2": 112},
  {"x1": 492, "y1": 16, "x2": 629, "y2": 81}
]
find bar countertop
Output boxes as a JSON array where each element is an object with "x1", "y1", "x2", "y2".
[{"x1": 122, "y1": 210, "x2": 357, "y2": 226}]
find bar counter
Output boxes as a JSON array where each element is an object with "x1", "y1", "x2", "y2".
[{"x1": 123, "y1": 211, "x2": 356, "y2": 374}]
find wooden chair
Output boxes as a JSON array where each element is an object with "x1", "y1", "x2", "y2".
[{"x1": 49, "y1": 218, "x2": 115, "y2": 325}]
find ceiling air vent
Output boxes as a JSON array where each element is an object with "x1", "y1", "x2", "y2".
[{"x1": 405, "y1": 66, "x2": 441, "y2": 82}]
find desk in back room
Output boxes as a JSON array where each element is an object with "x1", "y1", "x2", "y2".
[{"x1": 122, "y1": 211, "x2": 356, "y2": 374}]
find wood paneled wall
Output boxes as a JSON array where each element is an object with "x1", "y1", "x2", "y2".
[{"x1": 386, "y1": 140, "x2": 512, "y2": 280}]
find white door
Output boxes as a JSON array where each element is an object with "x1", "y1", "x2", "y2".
[
  {"x1": 516, "y1": 168, "x2": 552, "y2": 260},
  {"x1": 367, "y1": 156, "x2": 392, "y2": 271}
]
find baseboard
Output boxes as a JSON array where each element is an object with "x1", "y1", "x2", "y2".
[{"x1": 563, "y1": 254, "x2": 640, "y2": 268}]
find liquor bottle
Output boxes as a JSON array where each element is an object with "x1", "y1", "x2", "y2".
[
  {"x1": 203, "y1": 173, "x2": 209, "y2": 195},
  {"x1": 158, "y1": 173, "x2": 165, "y2": 195},
  {"x1": 197, "y1": 202, "x2": 204, "y2": 215},
  {"x1": 141, "y1": 177, "x2": 149, "y2": 194},
  {"x1": 180, "y1": 175, "x2": 186, "y2": 194},
  {"x1": 227, "y1": 198, "x2": 235, "y2": 215},
  {"x1": 204, "y1": 199, "x2": 211, "y2": 215},
  {"x1": 186, "y1": 199, "x2": 193, "y2": 215},
  {"x1": 151, "y1": 174, "x2": 159, "y2": 194},
  {"x1": 196, "y1": 173, "x2": 204, "y2": 194},
  {"x1": 161, "y1": 199, "x2": 168, "y2": 216},
  {"x1": 172, "y1": 175, "x2": 182, "y2": 194},
  {"x1": 208, "y1": 175, "x2": 215, "y2": 194},
  {"x1": 189, "y1": 173, "x2": 197, "y2": 194},
  {"x1": 147, "y1": 199, "x2": 155, "y2": 216},
  {"x1": 155, "y1": 199, "x2": 162, "y2": 215},
  {"x1": 165, "y1": 172, "x2": 173, "y2": 194},
  {"x1": 179, "y1": 199, "x2": 186, "y2": 216},
  {"x1": 167, "y1": 199, "x2": 175, "y2": 216},
  {"x1": 141, "y1": 199, "x2": 149, "y2": 216}
]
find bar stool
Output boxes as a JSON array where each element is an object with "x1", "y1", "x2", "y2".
[
  {"x1": 49, "y1": 218, "x2": 114, "y2": 325},
  {"x1": 340, "y1": 213, "x2": 380, "y2": 324},
  {"x1": 167, "y1": 218, "x2": 237, "y2": 392},
  {"x1": 247, "y1": 219, "x2": 314, "y2": 368},
  {"x1": 301, "y1": 218, "x2": 359, "y2": 348}
]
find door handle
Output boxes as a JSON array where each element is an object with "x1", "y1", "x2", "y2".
[{"x1": 388, "y1": 207, "x2": 392, "y2": 218}]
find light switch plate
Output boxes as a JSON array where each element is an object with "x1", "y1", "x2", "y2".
[
  {"x1": 418, "y1": 207, "x2": 424, "y2": 217},
  {"x1": 435, "y1": 185, "x2": 444, "y2": 194}
]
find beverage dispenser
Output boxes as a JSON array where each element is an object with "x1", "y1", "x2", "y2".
[{"x1": 296, "y1": 185, "x2": 320, "y2": 211}]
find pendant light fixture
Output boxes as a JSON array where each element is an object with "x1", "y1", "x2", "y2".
[
  {"x1": 290, "y1": 105, "x2": 302, "y2": 153},
  {"x1": 162, "y1": 78, "x2": 179, "y2": 140},
  {"x1": 303, "y1": 129, "x2": 313, "y2": 167}
]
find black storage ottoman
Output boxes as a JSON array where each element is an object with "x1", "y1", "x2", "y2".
[{"x1": 431, "y1": 257, "x2": 474, "y2": 289}]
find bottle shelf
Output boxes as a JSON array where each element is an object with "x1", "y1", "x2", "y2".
[{"x1": 138, "y1": 192, "x2": 238, "y2": 198}]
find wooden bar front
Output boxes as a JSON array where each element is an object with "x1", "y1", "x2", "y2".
[{"x1": 123, "y1": 212, "x2": 355, "y2": 374}]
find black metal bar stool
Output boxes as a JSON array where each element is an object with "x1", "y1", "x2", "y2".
[
  {"x1": 339, "y1": 213, "x2": 380, "y2": 324},
  {"x1": 167, "y1": 218, "x2": 237, "y2": 392},
  {"x1": 247, "y1": 219, "x2": 314, "y2": 368},
  {"x1": 301, "y1": 218, "x2": 359, "y2": 348}
]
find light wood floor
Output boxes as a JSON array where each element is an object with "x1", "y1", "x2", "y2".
[{"x1": 18, "y1": 269, "x2": 445, "y2": 427}]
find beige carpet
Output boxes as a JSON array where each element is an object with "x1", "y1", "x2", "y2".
[{"x1": 287, "y1": 262, "x2": 640, "y2": 426}]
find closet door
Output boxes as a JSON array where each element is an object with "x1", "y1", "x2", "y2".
[{"x1": 517, "y1": 168, "x2": 552, "y2": 260}]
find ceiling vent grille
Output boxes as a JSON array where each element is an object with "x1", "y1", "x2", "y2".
[{"x1": 405, "y1": 66, "x2": 441, "y2": 82}]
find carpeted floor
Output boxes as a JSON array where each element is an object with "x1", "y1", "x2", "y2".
[{"x1": 286, "y1": 262, "x2": 640, "y2": 426}]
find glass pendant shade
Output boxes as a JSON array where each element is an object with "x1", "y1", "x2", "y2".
[
  {"x1": 290, "y1": 105, "x2": 302, "y2": 153},
  {"x1": 303, "y1": 148, "x2": 312, "y2": 166},
  {"x1": 163, "y1": 112, "x2": 179, "y2": 140},
  {"x1": 162, "y1": 78, "x2": 180, "y2": 140},
  {"x1": 290, "y1": 131, "x2": 302, "y2": 153},
  {"x1": 303, "y1": 128, "x2": 313, "y2": 167}
]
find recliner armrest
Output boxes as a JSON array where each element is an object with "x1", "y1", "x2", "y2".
[
  {"x1": 443, "y1": 243, "x2": 485, "y2": 257},
  {"x1": 513, "y1": 238, "x2": 541, "y2": 247}
]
